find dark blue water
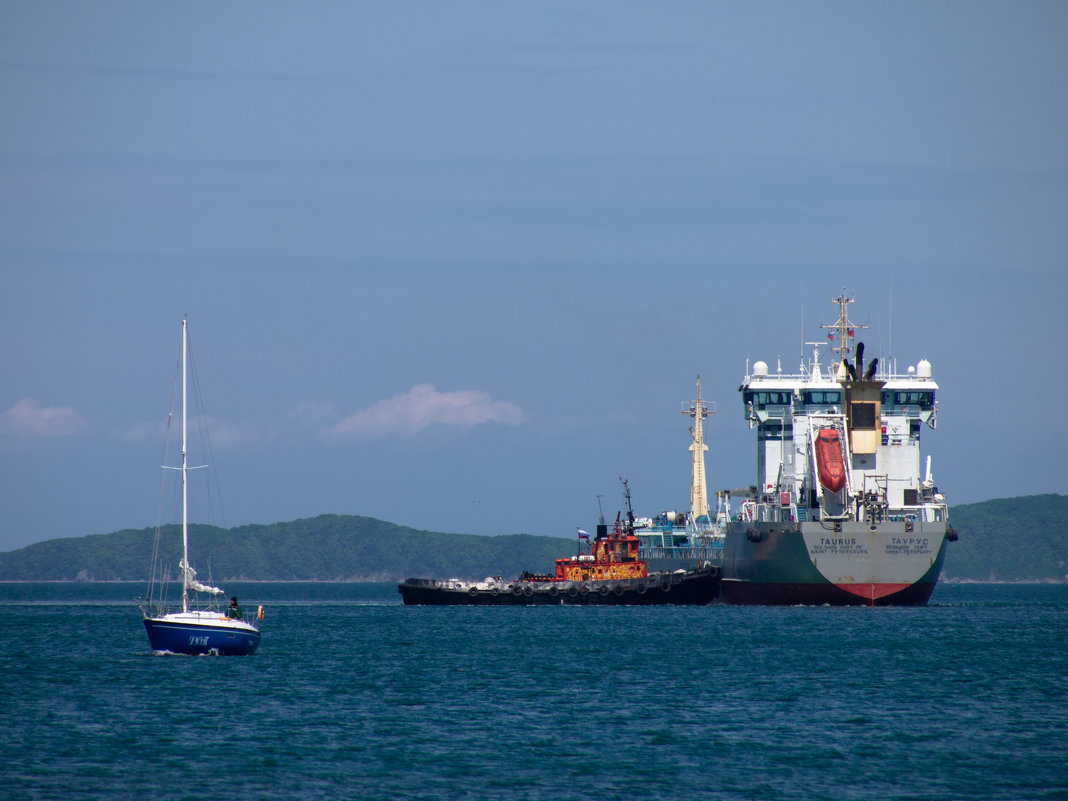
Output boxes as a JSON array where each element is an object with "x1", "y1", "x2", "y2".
[{"x1": 2, "y1": 583, "x2": 1066, "y2": 801}]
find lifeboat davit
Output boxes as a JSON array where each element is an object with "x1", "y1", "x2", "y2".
[{"x1": 815, "y1": 428, "x2": 846, "y2": 493}]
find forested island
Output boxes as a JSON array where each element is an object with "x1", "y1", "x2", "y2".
[{"x1": 0, "y1": 494, "x2": 1064, "y2": 582}]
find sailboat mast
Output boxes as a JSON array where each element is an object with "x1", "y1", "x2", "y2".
[{"x1": 181, "y1": 316, "x2": 189, "y2": 614}]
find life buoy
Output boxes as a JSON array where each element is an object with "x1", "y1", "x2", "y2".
[{"x1": 599, "y1": 553, "x2": 609, "y2": 564}]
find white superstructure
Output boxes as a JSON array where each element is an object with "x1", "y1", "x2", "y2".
[{"x1": 737, "y1": 293, "x2": 947, "y2": 527}]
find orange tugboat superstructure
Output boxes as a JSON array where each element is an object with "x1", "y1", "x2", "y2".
[{"x1": 551, "y1": 518, "x2": 647, "y2": 583}]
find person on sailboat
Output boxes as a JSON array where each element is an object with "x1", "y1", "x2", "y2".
[{"x1": 227, "y1": 596, "x2": 243, "y2": 619}]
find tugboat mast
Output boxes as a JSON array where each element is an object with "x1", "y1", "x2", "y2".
[
  {"x1": 683, "y1": 376, "x2": 714, "y2": 521},
  {"x1": 619, "y1": 477, "x2": 635, "y2": 531}
]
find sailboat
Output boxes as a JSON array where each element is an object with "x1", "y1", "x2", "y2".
[{"x1": 141, "y1": 317, "x2": 261, "y2": 655}]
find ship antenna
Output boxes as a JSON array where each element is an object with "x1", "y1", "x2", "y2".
[
  {"x1": 888, "y1": 282, "x2": 894, "y2": 378},
  {"x1": 596, "y1": 494, "x2": 605, "y2": 526}
]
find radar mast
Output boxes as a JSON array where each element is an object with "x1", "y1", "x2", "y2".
[
  {"x1": 683, "y1": 376, "x2": 715, "y2": 521},
  {"x1": 821, "y1": 291, "x2": 869, "y2": 367}
]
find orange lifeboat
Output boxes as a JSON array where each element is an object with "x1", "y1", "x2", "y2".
[{"x1": 815, "y1": 428, "x2": 846, "y2": 492}]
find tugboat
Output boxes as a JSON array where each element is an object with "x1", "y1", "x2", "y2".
[{"x1": 397, "y1": 509, "x2": 720, "y2": 606}]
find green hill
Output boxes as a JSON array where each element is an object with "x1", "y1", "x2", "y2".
[
  {"x1": 1, "y1": 495, "x2": 1065, "y2": 582},
  {"x1": 0, "y1": 514, "x2": 576, "y2": 582},
  {"x1": 942, "y1": 494, "x2": 1068, "y2": 582}
]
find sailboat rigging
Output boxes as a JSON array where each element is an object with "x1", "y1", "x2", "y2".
[{"x1": 140, "y1": 317, "x2": 261, "y2": 655}]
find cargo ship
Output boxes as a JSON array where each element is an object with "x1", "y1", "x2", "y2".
[
  {"x1": 397, "y1": 513, "x2": 720, "y2": 605},
  {"x1": 719, "y1": 292, "x2": 956, "y2": 605}
]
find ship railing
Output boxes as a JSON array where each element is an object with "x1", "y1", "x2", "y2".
[
  {"x1": 891, "y1": 503, "x2": 950, "y2": 523},
  {"x1": 639, "y1": 544, "x2": 724, "y2": 564},
  {"x1": 634, "y1": 522, "x2": 720, "y2": 548}
]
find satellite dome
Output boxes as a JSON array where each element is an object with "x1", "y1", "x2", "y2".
[
  {"x1": 916, "y1": 359, "x2": 932, "y2": 378},
  {"x1": 753, "y1": 360, "x2": 768, "y2": 377}
]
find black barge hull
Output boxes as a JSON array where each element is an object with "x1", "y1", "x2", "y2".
[{"x1": 398, "y1": 566, "x2": 720, "y2": 606}]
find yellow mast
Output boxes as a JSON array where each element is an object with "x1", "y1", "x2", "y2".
[{"x1": 683, "y1": 376, "x2": 714, "y2": 521}]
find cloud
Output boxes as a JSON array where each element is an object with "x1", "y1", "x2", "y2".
[
  {"x1": 327, "y1": 384, "x2": 525, "y2": 441},
  {"x1": 287, "y1": 401, "x2": 337, "y2": 425},
  {"x1": 116, "y1": 415, "x2": 260, "y2": 447},
  {"x1": 198, "y1": 417, "x2": 262, "y2": 448},
  {"x1": 0, "y1": 398, "x2": 88, "y2": 438},
  {"x1": 117, "y1": 420, "x2": 167, "y2": 443}
]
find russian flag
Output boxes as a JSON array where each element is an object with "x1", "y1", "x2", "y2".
[{"x1": 577, "y1": 529, "x2": 589, "y2": 540}]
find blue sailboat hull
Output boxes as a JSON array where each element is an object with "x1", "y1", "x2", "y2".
[{"x1": 143, "y1": 616, "x2": 260, "y2": 656}]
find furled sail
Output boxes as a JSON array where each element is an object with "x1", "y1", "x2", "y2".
[{"x1": 179, "y1": 560, "x2": 224, "y2": 595}]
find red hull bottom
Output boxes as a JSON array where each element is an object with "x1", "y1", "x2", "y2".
[{"x1": 721, "y1": 578, "x2": 937, "y2": 607}]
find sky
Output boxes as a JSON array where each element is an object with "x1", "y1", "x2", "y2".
[{"x1": 2, "y1": 2, "x2": 1067, "y2": 552}]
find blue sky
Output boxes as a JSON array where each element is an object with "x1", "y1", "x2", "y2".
[{"x1": 2, "y1": 2, "x2": 1066, "y2": 552}]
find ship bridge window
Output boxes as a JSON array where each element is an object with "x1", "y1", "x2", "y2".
[
  {"x1": 802, "y1": 390, "x2": 841, "y2": 405},
  {"x1": 882, "y1": 390, "x2": 935, "y2": 409},
  {"x1": 745, "y1": 391, "x2": 792, "y2": 408},
  {"x1": 757, "y1": 422, "x2": 790, "y2": 441}
]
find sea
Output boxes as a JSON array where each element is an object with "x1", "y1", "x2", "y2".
[{"x1": 1, "y1": 582, "x2": 1065, "y2": 801}]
